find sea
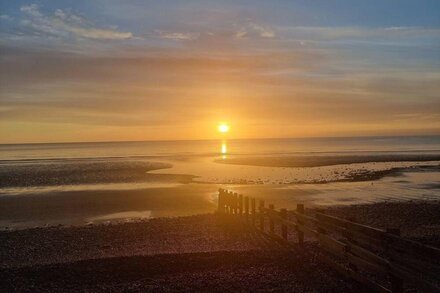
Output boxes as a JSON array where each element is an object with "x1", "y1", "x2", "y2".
[{"x1": 1, "y1": 136, "x2": 439, "y2": 229}]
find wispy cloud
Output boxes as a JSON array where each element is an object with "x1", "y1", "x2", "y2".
[
  {"x1": 153, "y1": 20, "x2": 275, "y2": 43},
  {"x1": 279, "y1": 26, "x2": 440, "y2": 42},
  {"x1": 0, "y1": 14, "x2": 14, "y2": 21},
  {"x1": 155, "y1": 30, "x2": 200, "y2": 41},
  {"x1": 19, "y1": 4, "x2": 133, "y2": 40},
  {"x1": 235, "y1": 21, "x2": 275, "y2": 39}
]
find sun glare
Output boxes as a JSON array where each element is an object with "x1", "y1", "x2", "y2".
[{"x1": 217, "y1": 123, "x2": 230, "y2": 133}]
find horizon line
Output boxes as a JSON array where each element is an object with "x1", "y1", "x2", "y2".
[{"x1": 1, "y1": 133, "x2": 439, "y2": 146}]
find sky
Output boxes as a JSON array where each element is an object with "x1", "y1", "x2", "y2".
[{"x1": 0, "y1": 0, "x2": 439, "y2": 143}]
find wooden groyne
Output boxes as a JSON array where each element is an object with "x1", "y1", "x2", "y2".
[{"x1": 217, "y1": 188, "x2": 440, "y2": 293}]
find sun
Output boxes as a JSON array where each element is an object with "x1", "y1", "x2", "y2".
[{"x1": 217, "y1": 123, "x2": 230, "y2": 133}]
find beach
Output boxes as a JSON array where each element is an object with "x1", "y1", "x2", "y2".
[
  {"x1": 3, "y1": 1, "x2": 440, "y2": 290},
  {"x1": 1, "y1": 137, "x2": 439, "y2": 290},
  {"x1": 1, "y1": 200, "x2": 439, "y2": 291},
  {"x1": 1, "y1": 137, "x2": 440, "y2": 229}
]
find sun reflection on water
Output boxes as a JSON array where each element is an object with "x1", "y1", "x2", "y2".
[{"x1": 221, "y1": 141, "x2": 227, "y2": 159}]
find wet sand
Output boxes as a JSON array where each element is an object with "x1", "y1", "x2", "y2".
[
  {"x1": 217, "y1": 153, "x2": 440, "y2": 168},
  {"x1": 1, "y1": 201, "x2": 439, "y2": 291},
  {"x1": 0, "y1": 159, "x2": 193, "y2": 188},
  {"x1": 154, "y1": 155, "x2": 440, "y2": 185},
  {"x1": 2, "y1": 155, "x2": 439, "y2": 190},
  {"x1": 0, "y1": 185, "x2": 219, "y2": 229},
  {"x1": 1, "y1": 168, "x2": 439, "y2": 229}
]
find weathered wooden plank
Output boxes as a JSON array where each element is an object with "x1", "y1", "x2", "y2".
[
  {"x1": 346, "y1": 252, "x2": 388, "y2": 275},
  {"x1": 293, "y1": 210, "x2": 380, "y2": 248},
  {"x1": 343, "y1": 229, "x2": 384, "y2": 251},
  {"x1": 387, "y1": 250, "x2": 440, "y2": 282},
  {"x1": 317, "y1": 220, "x2": 384, "y2": 251},
  {"x1": 319, "y1": 243, "x2": 392, "y2": 291},
  {"x1": 296, "y1": 223, "x2": 318, "y2": 238},
  {"x1": 254, "y1": 226, "x2": 295, "y2": 249},
  {"x1": 386, "y1": 228, "x2": 404, "y2": 293},
  {"x1": 309, "y1": 226, "x2": 383, "y2": 276},
  {"x1": 385, "y1": 233, "x2": 440, "y2": 262},
  {"x1": 264, "y1": 206, "x2": 295, "y2": 235},
  {"x1": 318, "y1": 254, "x2": 391, "y2": 293},
  {"x1": 387, "y1": 258, "x2": 440, "y2": 293},
  {"x1": 318, "y1": 232, "x2": 347, "y2": 255},
  {"x1": 292, "y1": 210, "x2": 317, "y2": 224},
  {"x1": 343, "y1": 239, "x2": 389, "y2": 269},
  {"x1": 316, "y1": 212, "x2": 386, "y2": 240},
  {"x1": 264, "y1": 210, "x2": 297, "y2": 229}
]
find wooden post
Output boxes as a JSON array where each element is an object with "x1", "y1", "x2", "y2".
[
  {"x1": 218, "y1": 189, "x2": 223, "y2": 213},
  {"x1": 232, "y1": 192, "x2": 237, "y2": 215},
  {"x1": 269, "y1": 204, "x2": 275, "y2": 235},
  {"x1": 226, "y1": 192, "x2": 232, "y2": 215},
  {"x1": 387, "y1": 228, "x2": 403, "y2": 293},
  {"x1": 251, "y1": 198, "x2": 256, "y2": 226},
  {"x1": 234, "y1": 193, "x2": 239, "y2": 215},
  {"x1": 259, "y1": 200, "x2": 265, "y2": 231},
  {"x1": 244, "y1": 196, "x2": 249, "y2": 221},
  {"x1": 297, "y1": 204, "x2": 304, "y2": 245},
  {"x1": 229, "y1": 192, "x2": 234, "y2": 214},
  {"x1": 280, "y1": 208, "x2": 287, "y2": 240},
  {"x1": 223, "y1": 190, "x2": 228, "y2": 214},
  {"x1": 223, "y1": 191, "x2": 227, "y2": 214},
  {"x1": 238, "y1": 194, "x2": 243, "y2": 215}
]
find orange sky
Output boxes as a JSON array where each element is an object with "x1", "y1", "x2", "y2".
[{"x1": 1, "y1": 2, "x2": 439, "y2": 143}]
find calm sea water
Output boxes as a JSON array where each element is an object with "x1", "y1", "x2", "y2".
[{"x1": 1, "y1": 135, "x2": 440, "y2": 160}]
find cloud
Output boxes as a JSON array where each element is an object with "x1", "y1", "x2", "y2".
[
  {"x1": 1, "y1": 44, "x2": 439, "y2": 142},
  {"x1": 279, "y1": 26, "x2": 440, "y2": 42},
  {"x1": 0, "y1": 14, "x2": 13, "y2": 21},
  {"x1": 155, "y1": 30, "x2": 200, "y2": 41},
  {"x1": 2, "y1": 4, "x2": 439, "y2": 142},
  {"x1": 235, "y1": 21, "x2": 275, "y2": 39},
  {"x1": 19, "y1": 4, "x2": 133, "y2": 40}
]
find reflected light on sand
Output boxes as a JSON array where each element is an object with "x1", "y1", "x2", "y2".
[{"x1": 88, "y1": 210, "x2": 152, "y2": 223}]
